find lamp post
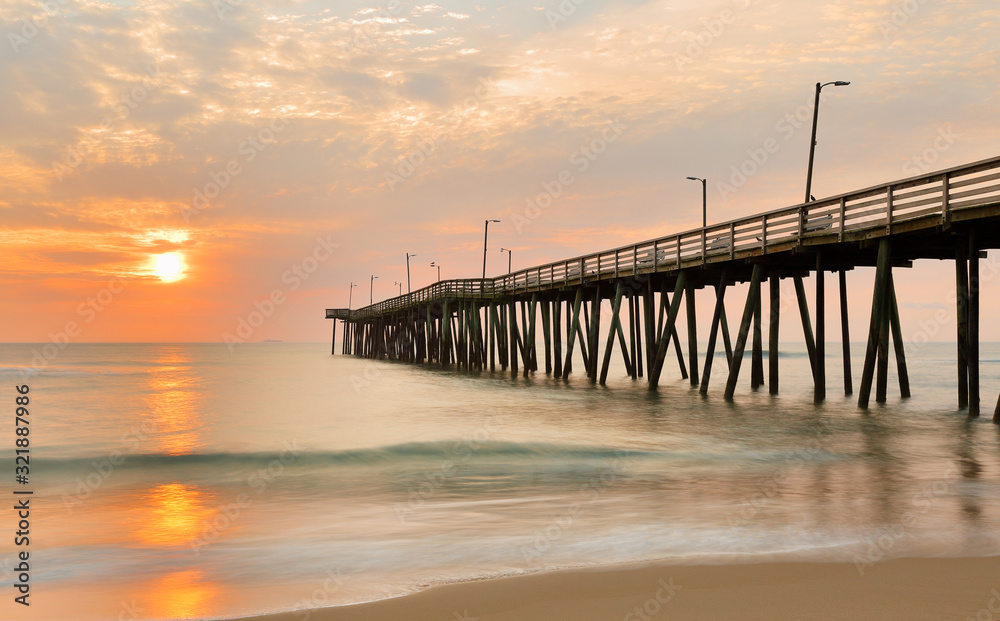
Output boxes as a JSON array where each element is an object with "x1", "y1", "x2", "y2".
[
  {"x1": 804, "y1": 81, "x2": 851, "y2": 203},
  {"x1": 405, "y1": 253, "x2": 416, "y2": 293},
  {"x1": 482, "y1": 219, "x2": 500, "y2": 278},
  {"x1": 686, "y1": 176, "x2": 707, "y2": 227},
  {"x1": 394, "y1": 281, "x2": 403, "y2": 295},
  {"x1": 370, "y1": 275, "x2": 378, "y2": 305},
  {"x1": 430, "y1": 262, "x2": 441, "y2": 282},
  {"x1": 499, "y1": 248, "x2": 512, "y2": 273},
  {"x1": 348, "y1": 282, "x2": 357, "y2": 309}
]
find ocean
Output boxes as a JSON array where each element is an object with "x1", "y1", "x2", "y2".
[{"x1": 1, "y1": 341, "x2": 999, "y2": 620}]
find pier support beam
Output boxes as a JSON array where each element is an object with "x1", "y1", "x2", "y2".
[
  {"x1": 957, "y1": 242, "x2": 970, "y2": 409},
  {"x1": 888, "y1": 274, "x2": 911, "y2": 399},
  {"x1": 751, "y1": 278, "x2": 764, "y2": 391},
  {"x1": 330, "y1": 319, "x2": 336, "y2": 355},
  {"x1": 859, "y1": 239, "x2": 892, "y2": 409},
  {"x1": 687, "y1": 281, "x2": 699, "y2": 387},
  {"x1": 794, "y1": 276, "x2": 819, "y2": 395},
  {"x1": 563, "y1": 288, "x2": 584, "y2": 379},
  {"x1": 600, "y1": 283, "x2": 626, "y2": 385},
  {"x1": 725, "y1": 264, "x2": 764, "y2": 401},
  {"x1": 700, "y1": 271, "x2": 729, "y2": 395},
  {"x1": 768, "y1": 274, "x2": 779, "y2": 395},
  {"x1": 840, "y1": 270, "x2": 853, "y2": 396},
  {"x1": 816, "y1": 255, "x2": 826, "y2": 402},
  {"x1": 649, "y1": 273, "x2": 688, "y2": 390},
  {"x1": 969, "y1": 232, "x2": 981, "y2": 417}
]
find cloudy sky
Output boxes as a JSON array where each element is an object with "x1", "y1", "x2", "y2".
[{"x1": 2, "y1": 0, "x2": 999, "y2": 344}]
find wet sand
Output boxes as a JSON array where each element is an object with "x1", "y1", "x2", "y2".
[{"x1": 241, "y1": 557, "x2": 1000, "y2": 621}]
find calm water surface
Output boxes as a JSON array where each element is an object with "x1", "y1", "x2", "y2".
[{"x1": 1, "y1": 342, "x2": 999, "y2": 620}]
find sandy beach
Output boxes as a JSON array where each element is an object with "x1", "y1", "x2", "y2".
[{"x1": 243, "y1": 557, "x2": 1000, "y2": 621}]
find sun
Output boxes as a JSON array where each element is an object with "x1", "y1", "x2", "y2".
[{"x1": 151, "y1": 252, "x2": 187, "y2": 282}]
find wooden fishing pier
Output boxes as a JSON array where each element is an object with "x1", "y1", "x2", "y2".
[{"x1": 327, "y1": 156, "x2": 1000, "y2": 418}]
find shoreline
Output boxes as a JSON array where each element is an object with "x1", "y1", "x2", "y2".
[{"x1": 238, "y1": 556, "x2": 1000, "y2": 621}]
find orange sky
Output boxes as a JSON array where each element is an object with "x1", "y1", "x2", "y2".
[{"x1": 2, "y1": 0, "x2": 999, "y2": 343}]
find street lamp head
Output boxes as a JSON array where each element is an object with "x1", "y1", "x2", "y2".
[
  {"x1": 833, "y1": 81, "x2": 851, "y2": 86},
  {"x1": 487, "y1": 219, "x2": 500, "y2": 223}
]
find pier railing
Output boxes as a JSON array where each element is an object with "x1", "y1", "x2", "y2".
[{"x1": 334, "y1": 155, "x2": 1000, "y2": 320}]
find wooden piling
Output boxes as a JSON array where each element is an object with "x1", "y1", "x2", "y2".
[
  {"x1": 858, "y1": 239, "x2": 892, "y2": 409},
  {"x1": 956, "y1": 241, "x2": 970, "y2": 409},
  {"x1": 589, "y1": 288, "x2": 602, "y2": 381},
  {"x1": 563, "y1": 288, "x2": 584, "y2": 379},
  {"x1": 554, "y1": 298, "x2": 563, "y2": 377},
  {"x1": 751, "y1": 279, "x2": 764, "y2": 390},
  {"x1": 725, "y1": 265, "x2": 765, "y2": 400},
  {"x1": 793, "y1": 276, "x2": 819, "y2": 388},
  {"x1": 815, "y1": 256, "x2": 826, "y2": 402},
  {"x1": 887, "y1": 274, "x2": 911, "y2": 399},
  {"x1": 686, "y1": 281, "x2": 699, "y2": 387},
  {"x1": 840, "y1": 270, "x2": 852, "y2": 396},
  {"x1": 648, "y1": 273, "x2": 688, "y2": 389},
  {"x1": 600, "y1": 283, "x2": 626, "y2": 385},
  {"x1": 541, "y1": 299, "x2": 552, "y2": 375},
  {"x1": 700, "y1": 272, "x2": 729, "y2": 395},
  {"x1": 969, "y1": 231, "x2": 981, "y2": 417},
  {"x1": 769, "y1": 274, "x2": 780, "y2": 395}
]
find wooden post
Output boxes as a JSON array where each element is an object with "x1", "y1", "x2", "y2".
[
  {"x1": 888, "y1": 274, "x2": 911, "y2": 399},
  {"x1": 648, "y1": 273, "x2": 688, "y2": 389},
  {"x1": 700, "y1": 272, "x2": 729, "y2": 395},
  {"x1": 957, "y1": 242, "x2": 969, "y2": 409},
  {"x1": 541, "y1": 299, "x2": 552, "y2": 375},
  {"x1": 969, "y1": 231, "x2": 980, "y2": 417},
  {"x1": 442, "y1": 300, "x2": 451, "y2": 367},
  {"x1": 876, "y1": 287, "x2": 890, "y2": 404},
  {"x1": 686, "y1": 281, "x2": 699, "y2": 387},
  {"x1": 793, "y1": 276, "x2": 819, "y2": 388},
  {"x1": 331, "y1": 319, "x2": 337, "y2": 355},
  {"x1": 858, "y1": 239, "x2": 892, "y2": 409},
  {"x1": 815, "y1": 255, "x2": 826, "y2": 402},
  {"x1": 628, "y1": 294, "x2": 638, "y2": 380},
  {"x1": 720, "y1": 304, "x2": 733, "y2": 367},
  {"x1": 600, "y1": 283, "x2": 626, "y2": 385},
  {"x1": 589, "y1": 288, "x2": 602, "y2": 381},
  {"x1": 769, "y1": 274, "x2": 780, "y2": 395},
  {"x1": 644, "y1": 280, "x2": 656, "y2": 377},
  {"x1": 751, "y1": 278, "x2": 763, "y2": 390},
  {"x1": 563, "y1": 288, "x2": 584, "y2": 379},
  {"x1": 509, "y1": 299, "x2": 519, "y2": 376},
  {"x1": 554, "y1": 298, "x2": 563, "y2": 377},
  {"x1": 724, "y1": 265, "x2": 765, "y2": 400},
  {"x1": 840, "y1": 270, "x2": 853, "y2": 396},
  {"x1": 634, "y1": 293, "x2": 644, "y2": 378},
  {"x1": 616, "y1": 316, "x2": 633, "y2": 377}
]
